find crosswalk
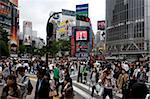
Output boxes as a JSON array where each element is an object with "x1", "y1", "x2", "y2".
[
  {"x1": 29, "y1": 74, "x2": 122, "y2": 99},
  {"x1": 72, "y1": 80, "x2": 122, "y2": 99}
]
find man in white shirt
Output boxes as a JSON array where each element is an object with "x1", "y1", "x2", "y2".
[{"x1": 17, "y1": 67, "x2": 29, "y2": 99}]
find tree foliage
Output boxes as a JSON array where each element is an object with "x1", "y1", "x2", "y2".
[
  {"x1": 0, "y1": 26, "x2": 9, "y2": 56},
  {"x1": 47, "y1": 40, "x2": 71, "y2": 57}
]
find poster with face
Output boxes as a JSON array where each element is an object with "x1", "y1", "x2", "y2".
[{"x1": 97, "y1": 21, "x2": 105, "y2": 30}]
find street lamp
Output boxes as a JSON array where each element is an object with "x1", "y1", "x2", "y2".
[{"x1": 46, "y1": 12, "x2": 62, "y2": 67}]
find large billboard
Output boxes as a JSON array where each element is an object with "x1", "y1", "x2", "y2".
[
  {"x1": 9, "y1": 0, "x2": 18, "y2": 7},
  {"x1": 97, "y1": 20, "x2": 105, "y2": 30},
  {"x1": 71, "y1": 26, "x2": 90, "y2": 58},
  {"x1": 23, "y1": 21, "x2": 32, "y2": 45}
]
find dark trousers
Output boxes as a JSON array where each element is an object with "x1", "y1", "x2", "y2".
[
  {"x1": 54, "y1": 78, "x2": 59, "y2": 95},
  {"x1": 91, "y1": 86, "x2": 95, "y2": 97},
  {"x1": 103, "y1": 88, "x2": 113, "y2": 99},
  {"x1": 77, "y1": 73, "x2": 82, "y2": 83}
]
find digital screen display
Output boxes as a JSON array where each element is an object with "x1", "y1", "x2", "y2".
[{"x1": 76, "y1": 31, "x2": 88, "y2": 41}]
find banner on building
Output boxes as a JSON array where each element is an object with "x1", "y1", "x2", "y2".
[
  {"x1": 9, "y1": 0, "x2": 18, "y2": 7},
  {"x1": 97, "y1": 20, "x2": 105, "y2": 30}
]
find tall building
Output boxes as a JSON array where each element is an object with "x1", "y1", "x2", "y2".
[
  {"x1": 23, "y1": 21, "x2": 32, "y2": 45},
  {"x1": 0, "y1": 0, "x2": 11, "y2": 33},
  {"x1": 32, "y1": 30, "x2": 37, "y2": 41},
  {"x1": 0, "y1": 0, "x2": 19, "y2": 57},
  {"x1": 106, "y1": 0, "x2": 149, "y2": 58}
]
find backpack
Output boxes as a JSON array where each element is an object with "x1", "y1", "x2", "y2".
[
  {"x1": 122, "y1": 79, "x2": 137, "y2": 98},
  {"x1": 22, "y1": 76, "x2": 33, "y2": 95}
]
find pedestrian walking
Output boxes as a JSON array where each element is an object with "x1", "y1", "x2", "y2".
[
  {"x1": 117, "y1": 68, "x2": 129, "y2": 93},
  {"x1": 61, "y1": 77, "x2": 74, "y2": 99},
  {"x1": 101, "y1": 68, "x2": 115, "y2": 99},
  {"x1": 1, "y1": 75, "x2": 21, "y2": 99},
  {"x1": 90, "y1": 67, "x2": 99, "y2": 97},
  {"x1": 129, "y1": 82, "x2": 149, "y2": 99},
  {"x1": 53, "y1": 64, "x2": 60, "y2": 96},
  {"x1": 82, "y1": 64, "x2": 88, "y2": 84},
  {"x1": 17, "y1": 67, "x2": 30, "y2": 99},
  {"x1": 34, "y1": 69, "x2": 50, "y2": 99},
  {"x1": 137, "y1": 66, "x2": 147, "y2": 82}
]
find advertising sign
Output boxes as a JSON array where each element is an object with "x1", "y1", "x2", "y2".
[
  {"x1": 76, "y1": 31, "x2": 88, "y2": 41},
  {"x1": 9, "y1": 0, "x2": 18, "y2": 7},
  {"x1": 97, "y1": 20, "x2": 105, "y2": 30},
  {"x1": 76, "y1": 4, "x2": 88, "y2": 17}
]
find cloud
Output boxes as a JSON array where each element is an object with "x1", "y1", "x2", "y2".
[{"x1": 19, "y1": 0, "x2": 105, "y2": 41}]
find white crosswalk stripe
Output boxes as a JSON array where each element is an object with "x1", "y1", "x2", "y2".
[
  {"x1": 73, "y1": 80, "x2": 123, "y2": 99},
  {"x1": 73, "y1": 85, "x2": 96, "y2": 99}
]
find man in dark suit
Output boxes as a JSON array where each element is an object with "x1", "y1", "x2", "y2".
[{"x1": 34, "y1": 68, "x2": 50, "y2": 99}]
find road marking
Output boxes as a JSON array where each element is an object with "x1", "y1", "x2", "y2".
[
  {"x1": 73, "y1": 85, "x2": 95, "y2": 99},
  {"x1": 73, "y1": 81, "x2": 122, "y2": 98}
]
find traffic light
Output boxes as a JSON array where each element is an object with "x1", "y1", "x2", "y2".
[
  {"x1": 46, "y1": 22, "x2": 53, "y2": 37},
  {"x1": 76, "y1": 15, "x2": 90, "y2": 22}
]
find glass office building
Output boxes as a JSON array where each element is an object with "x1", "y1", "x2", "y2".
[{"x1": 106, "y1": 0, "x2": 150, "y2": 58}]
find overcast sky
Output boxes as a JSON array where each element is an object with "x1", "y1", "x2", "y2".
[{"x1": 19, "y1": 0, "x2": 105, "y2": 41}]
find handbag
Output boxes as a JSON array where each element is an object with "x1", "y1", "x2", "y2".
[
  {"x1": 95, "y1": 83, "x2": 101, "y2": 92},
  {"x1": 98, "y1": 86, "x2": 104, "y2": 96},
  {"x1": 49, "y1": 90, "x2": 57, "y2": 96}
]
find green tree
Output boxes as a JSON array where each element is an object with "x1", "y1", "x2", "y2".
[
  {"x1": 19, "y1": 45, "x2": 26, "y2": 54},
  {"x1": 0, "y1": 40, "x2": 9, "y2": 56},
  {"x1": 0, "y1": 26, "x2": 9, "y2": 44},
  {"x1": 48, "y1": 41, "x2": 60, "y2": 57},
  {"x1": 0, "y1": 26, "x2": 9, "y2": 57}
]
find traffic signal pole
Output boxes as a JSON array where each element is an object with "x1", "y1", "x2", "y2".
[{"x1": 46, "y1": 12, "x2": 62, "y2": 67}]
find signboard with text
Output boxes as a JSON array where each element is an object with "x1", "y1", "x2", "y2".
[{"x1": 76, "y1": 4, "x2": 88, "y2": 17}]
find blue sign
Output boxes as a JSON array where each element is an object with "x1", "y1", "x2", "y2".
[{"x1": 76, "y1": 4, "x2": 88, "y2": 17}]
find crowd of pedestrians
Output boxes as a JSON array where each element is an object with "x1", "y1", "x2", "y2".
[
  {"x1": 0, "y1": 57, "x2": 77, "y2": 99},
  {"x1": 77, "y1": 60, "x2": 150, "y2": 99},
  {"x1": 0, "y1": 57, "x2": 150, "y2": 99}
]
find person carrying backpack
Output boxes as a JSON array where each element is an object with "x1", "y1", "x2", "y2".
[{"x1": 17, "y1": 67, "x2": 33, "y2": 99}]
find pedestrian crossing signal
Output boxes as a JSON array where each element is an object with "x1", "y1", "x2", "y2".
[{"x1": 76, "y1": 15, "x2": 90, "y2": 22}]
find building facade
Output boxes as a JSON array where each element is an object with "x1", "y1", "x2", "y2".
[
  {"x1": 106, "y1": 0, "x2": 150, "y2": 58},
  {"x1": 23, "y1": 21, "x2": 32, "y2": 45},
  {"x1": 0, "y1": 0, "x2": 19, "y2": 57},
  {"x1": 0, "y1": 0, "x2": 11, "y2": 33}
]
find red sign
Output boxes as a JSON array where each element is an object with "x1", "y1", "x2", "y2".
[{"x1": 76, "y1": 31, "x2": 87, "y2": 41}]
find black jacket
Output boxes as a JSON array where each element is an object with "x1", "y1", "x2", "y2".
[{"x1": 34, "y1": 78, "x2": 50, "y2": 99}]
